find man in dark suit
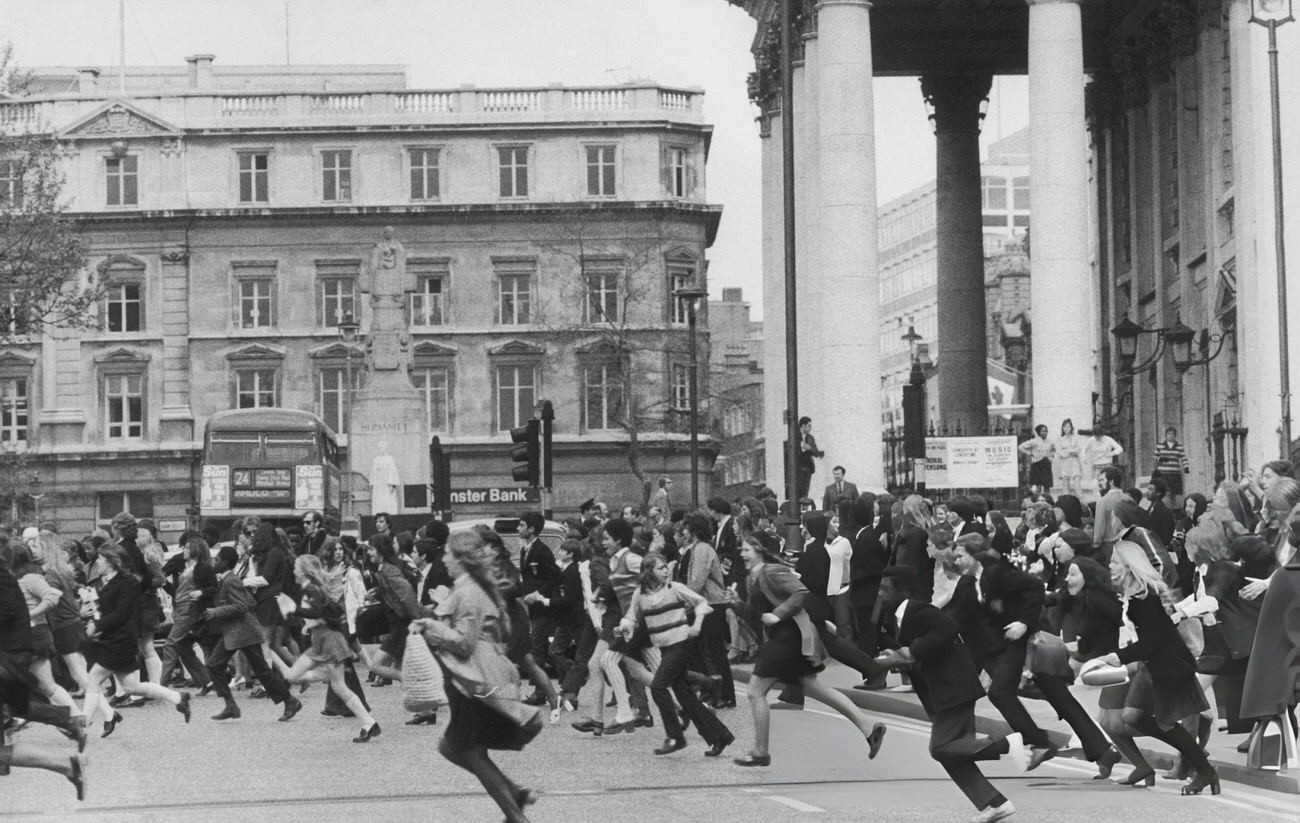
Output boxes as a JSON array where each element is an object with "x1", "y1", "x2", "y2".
[
  {"x1": 876, "y1": 566, "x2": 1024, "y2": 823},
  {"x1": 707, "y1": 496, "x2": 741, "y2": 586},
  {"x1": 955, "y1": 535, "x2": 1118, "y2": 774},
  {"x1": 1143, "y1": 477, "x2": 1177, "y2": 547},
  {"x1": 518, "y1": 511, "x2": 559, "y2": 699},
  {"x1": 822, "y1": 465, "x2": 860, "y2": 512},
  {"x1": 202, "y1": 545, "x2": 300, "y2": 722}
]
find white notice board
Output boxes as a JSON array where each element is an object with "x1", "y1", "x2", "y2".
[{"x1": 924, "y1": 436, "x2": 1019, "y2": 489}]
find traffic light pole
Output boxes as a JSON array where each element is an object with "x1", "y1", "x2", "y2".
[{"x1": 540, "y1": 400, "x2": 554, "y2": 520}]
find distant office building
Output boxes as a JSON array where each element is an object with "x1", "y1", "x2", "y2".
[{"x1": 708, "y1": 287, "x2": 763, "y2": 499}]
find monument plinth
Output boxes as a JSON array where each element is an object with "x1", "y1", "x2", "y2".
[{"x1": 349, "y1": 227, "x2": 430, "y2": 516}]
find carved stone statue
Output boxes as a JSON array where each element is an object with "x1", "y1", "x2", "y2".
[{"x1": 369, "y1": 440, "x2": 402, "y2": 514}]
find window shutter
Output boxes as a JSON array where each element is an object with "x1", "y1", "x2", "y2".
[{"x1": 660, "y1": 143, "x2": 673, "y2": 196}]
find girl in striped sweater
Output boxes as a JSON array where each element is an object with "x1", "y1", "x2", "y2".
[{"x1": 619, "y1": 555, "x2": 734, "y2": 758}]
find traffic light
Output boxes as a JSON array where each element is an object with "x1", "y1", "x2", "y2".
[{"x1": 510, "y1": 419, "x2": 540, "y2": 486}]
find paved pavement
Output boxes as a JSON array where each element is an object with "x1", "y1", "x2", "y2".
[{"x1": 3, "y1": 672, "x2": 1297, "y2": 822}]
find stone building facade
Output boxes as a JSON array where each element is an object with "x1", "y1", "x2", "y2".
[
  {"x1": 708, "y1": 287, "x2": 765, "y2": 498},
  {"x1": 0, "y1": 59, "x2": 721, "y2": 535}
]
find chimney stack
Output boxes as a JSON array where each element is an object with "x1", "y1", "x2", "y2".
[
  {"x1": 185, "y1": 54, "x2": 215, "y2": 89},
  {"x1": 76, "y1": 68, "x2": 100, "y2": 94}
]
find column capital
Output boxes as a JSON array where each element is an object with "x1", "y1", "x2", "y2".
[
  {"x1": 920, "y1": 72, "x2": 993, "y2": 135},
  {"x1": 815, "y1": 0, "x2": 872, "y2": 9}
]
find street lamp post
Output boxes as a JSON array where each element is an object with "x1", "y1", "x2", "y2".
[
  {"x1": 674, "y1": 284, "x2": 709, "y2": 509},
  {"x1": 338, "y1": 312, "x2": 361, "y2": 525},
  {"x1": 1251, "y1": 0, "x2": 1294, "y2": 456}
]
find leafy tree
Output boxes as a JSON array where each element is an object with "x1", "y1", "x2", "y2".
[{"x1": 1, "y1": 45, "x2": 98, "y2": 334}]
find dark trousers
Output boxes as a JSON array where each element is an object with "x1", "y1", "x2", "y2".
[
  {"x1": 560, "y1": 621, "x2": 598, "y2": 696},
  {"x1": 978, "y1": 643, "x2": 1051, "y2": 748},
  {"x1": 696, "y1": 607, "x2": 735, "y2": 702},
  {"x1": 651, "y1": 641, "x2": 732, "y2": 746},
  {"x1": 529, "y1": 612, "x2": 557, "y2": 673},
  {"x1": 324, "y1": 658, "x2": 370, "y2": 714},
  {"x1": 204, "y1": 639, "x2": 291, "y2": 705},
  {"x1": 1034, "y1": 673, "x2": 1109, "y2": 759},
  {"x1": 547, "y1": 619, "x2": 581, "y2": 685},
  {"x1": 929, "y1": 701, "x2": 1010, "y2": 810}
]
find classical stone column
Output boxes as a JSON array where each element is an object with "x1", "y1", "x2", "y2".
[
  {"x1": 796, "y1": 19, "x2": 824, "y2": 454},
  {"x1": 760, "y1": 106, "x2": 788, "y2": 490},
  {"x1": 815, "y1": 0, "x2": 882, "y2": 490},
  {"x1": 1027, "y1": 0, "x2": 1094, "y2": 435},
  {"x1": 921, "y1": 72, "x2": 993, "y2": 434}
]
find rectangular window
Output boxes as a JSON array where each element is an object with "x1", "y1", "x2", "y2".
[
  {"x1": 585, "y1": 266, "x2": 620, "y2": 323},
  {"x1": 238, "y1": 152, "x2": 269, "y2": 203},
  {"x1": 980, "y1": 175, "x2": 1006, "y2": 211},
  {"x1": 96, "y1": 491, "x2": 152, "y2": 524},
  {"x1": 409, "y1": 148, "x2": 440, "y2": 200},
  {"x1": 1012, "y1": 176, "x2": 1030, "y2": 211},
  {"x1": 495, "y1": 364, "x2": 535, "y2": 431},
  {"x1": 317, "y1": 367, "x2": 357, "y2": 433},
  {"x1": 321, "y1": 150, "x2": 352, "y2": 202},
  {"x1": 104, "y1": 283, "x2": 142, "y2": 333},
  {"x1": 318, "y1": 278, "x2": 358, "y2": 328},
  {"x1": 669, "y1": 147, "x2": 687, "y2": 198},
  {"x1": 235, "y1": 369, "x2": 278, "y2": 409},
  {"x1": 498, "y1": 274, "x2": 531, "y2": 325},
  {"x1": 238, "y1": 278, "x2": 274, "y2": 328},
  {"x1": 105, "y1": 373, "x2": 144, "y2": 439},
  {"x1": 0, "y1": 377, "x2": 27, "y2": 445},
  {"x1": 0, "y1": 160, "x2": 22, "y2": 209},
  {"x1": 410, "y1": 276, "x2": 445, "y2": 327},
  {"x1": 586, "y1": 145, "x2": 616, "y2": 196},
  {"x1": 668, "y1": 264, "x2": 696, "y2": 324},
  {"x1": 105, "y1": 155, "x2": 138, "y2": 206},
  {"x1": 670, "y1": 363, "x2": 690, "y2": 412},
  {"x1": 583, "y1": 363, "x2": 623, "y2": 431},
  {"x1": 412, "y1": 367, "x2": 451, "y2": 433},
  {"x1": 498, "y1": 146, "x2": 529, "y2": 198}
]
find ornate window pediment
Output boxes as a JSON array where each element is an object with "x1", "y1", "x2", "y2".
[
  {"x1": 411, "y1": 341, "x2": 457, "y2": 359},
  {"x1": 487, "y1": 340, "x2": 544, "y2": 358},
  {"x1": 307, "y1": 342, "x2": 362, "y2": 361},
  {"x1": 574, "y1": 337, "x2": 626, "y2": 359},
  {"x1": 224, "y1": 343, "x2": 286, "y2": 364},
  {"x1": 60, "y1": 100, "x2": 181, "y2": 140},
  {"x1": 0, "y1": 350, "x2": 36, "y2": 371}
]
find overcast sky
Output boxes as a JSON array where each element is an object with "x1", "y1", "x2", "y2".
[{"x1": 3, "y1": 0, "x2": 1028, "y2": 316}]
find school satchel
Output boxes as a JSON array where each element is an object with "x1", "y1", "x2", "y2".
[{"x1": 401, "y1": 628, "x2": 447, "y2": 713}]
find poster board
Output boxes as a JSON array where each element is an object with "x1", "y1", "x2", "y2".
[{"x1": 924, "y1": 436, "x2": 1019, "y2": 489}]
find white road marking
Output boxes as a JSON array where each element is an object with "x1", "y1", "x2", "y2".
[{"x1": 765, "y1": 795, "x2": 826, "y2": 813}]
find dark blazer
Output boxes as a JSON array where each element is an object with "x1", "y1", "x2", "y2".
[
  {"x1": 977, "y1": 560, "x2": 1045, "y2": 632},
  {"x1": 205, "y1": 572, "x2": 265, "y2": 651},
  {"x1": 519, "y1": 538, "x2": 559, "y2": 607},
  {"x1": 1046, "y1": 585, "x2": 1122, "y2": 660},
  {"x1": 895, "y1": 599, "x2": 985, "y2": 715},
  {"x1": 892, "y1": 525, "x2": 935, "y2": 601},
  {"x1": 0, "y1": 570, "x2": 33, "y2": 653},
  {"x1": 1117, "y1": 590, "x2": 1205, "y2": 725},
  {"x1": 941, "y1": 575, "x2": 1006, "y2": 660},
  {"x1": 822, "y1": 480, "x2": 860, "y2": 512},
  {"x1": 551, "y1": 562, "x2": 584, "y2": 626},
  {"x1": 848, "y1": 526, "x2": 887, "y2": 608},
  {"x1": 418, "y1": 558, "x2": 453, "y2": 607},
  {"x1": 714, "y1": 515, "x2": 742, "y2": 585},
  {"x1": 375, "y1": 561, "x2": 420, "y2": 623},
  {"x1": 795, "y1": 532, "x2": 832, "y2": 623},
  {"x1": 1145, "y1": 500, "x2": 1177, "y2": 547}
]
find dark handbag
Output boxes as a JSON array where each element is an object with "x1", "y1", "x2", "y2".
[
  {"x1": 355, "y1": 603, "x2": 389, "y2": 643},
  {"x1": 1026, "y1": 630, "x2": 1074, "y2": 682}
]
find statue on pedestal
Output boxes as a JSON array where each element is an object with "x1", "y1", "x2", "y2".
[
  {"x1": 366, "y1": 226, "x2": 409, "y2": 370},
  {"x1": 369, "y1": 440, "x2": 402, "y2": 515}
]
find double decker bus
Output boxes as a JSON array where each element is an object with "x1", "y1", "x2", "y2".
[{"x1": 199, "y1": 409, "x2": 341, "y2": 530}]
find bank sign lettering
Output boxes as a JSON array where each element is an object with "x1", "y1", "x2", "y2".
[{"x1": 448, "y1": 487, "x2": 541, "y2": 505}]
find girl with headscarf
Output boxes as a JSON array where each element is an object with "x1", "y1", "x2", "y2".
[{"x1": 1096, "y1": 541, "x2": 1217, "y2": 795}]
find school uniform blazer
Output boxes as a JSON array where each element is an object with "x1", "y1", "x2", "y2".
[
  {"x1": 941, "y1": 575, "x2": 1006, "y2": 660},
  {"x1": 895, "y1": 599, "x2": 985, "y2": 715},
  {"x1": 205, "y1": 573, "x2": 265, "y2": 651},
  {"x1": 977, "y1": 560, "x2": 1045, "y2": 633}
]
